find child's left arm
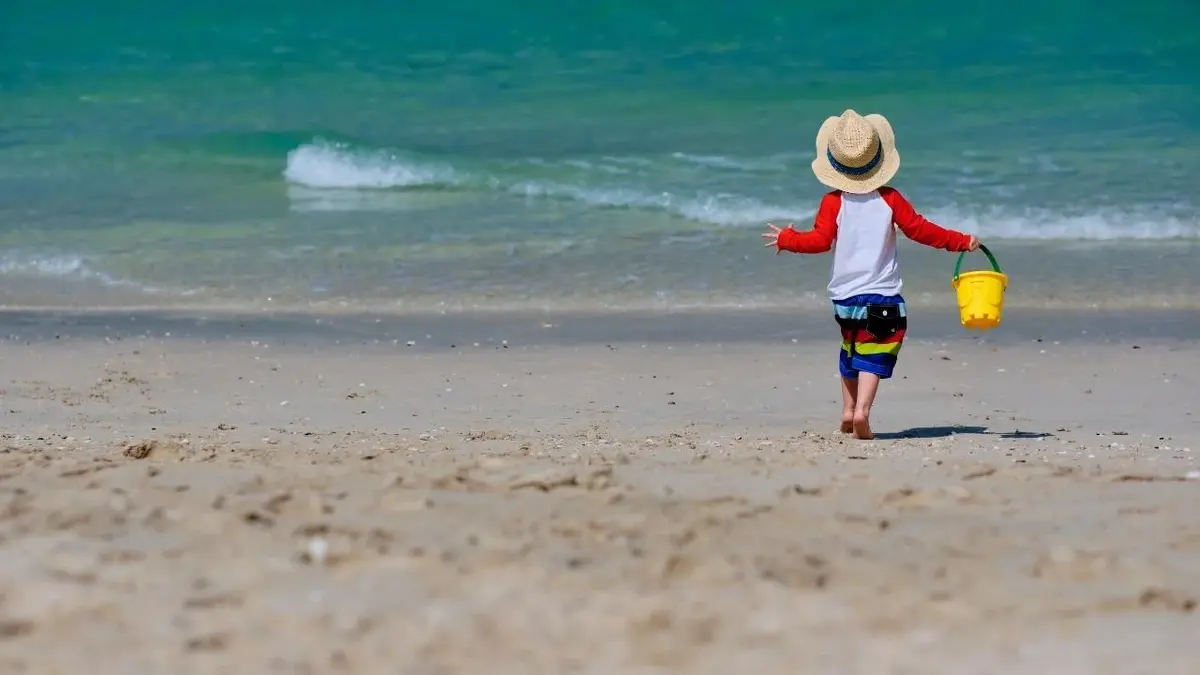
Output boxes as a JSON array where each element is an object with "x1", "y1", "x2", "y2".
[{"x1": 879, "y1": 187, "x2": 976, "y2": 252}]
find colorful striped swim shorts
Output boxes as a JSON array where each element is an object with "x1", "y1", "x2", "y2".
[{"x1": 832, "y1": 293, "x2": 907, "y2": 379}]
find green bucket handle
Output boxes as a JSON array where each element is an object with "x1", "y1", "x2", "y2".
[{"x1": 953, "y1": 243, "x2": 1002, "y2": 279}]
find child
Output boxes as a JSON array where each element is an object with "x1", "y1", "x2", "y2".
[{"x1": 761, "y1": 109, "x2": 979, "y2": 440}]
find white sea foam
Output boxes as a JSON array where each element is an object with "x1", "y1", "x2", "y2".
[
  {"x1": 281, "y1": 141, "x2": 1198, "y2": 239},
  {"x1": 508, "y1": 180, "x2": 814, "y2": 227},
  {"x1": 283, "y1": 140, "x2": 459, "y2": 189},
  {"x1": 927, "y1": 206, "x2": 1197, "y2": 241},
  {"x1": 670, "y1": 152, "x2": 792, "y2": 172},
  {"x1": 0, "y1": 254, "x2": 116, "y2": 283},
  {"x1": 0, "y1": 252, "x2": 166, "y2": 294}
]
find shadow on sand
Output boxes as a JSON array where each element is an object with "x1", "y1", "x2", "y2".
[{"x1": 875, "y1": 425, "x2": 1054, "y2": 440}]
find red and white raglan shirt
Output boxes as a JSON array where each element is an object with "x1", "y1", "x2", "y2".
[{"x1": 776, "y1": 187, "x2": 973, "y2": 300}]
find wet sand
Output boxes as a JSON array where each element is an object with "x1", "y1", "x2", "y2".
[{"x1": 0, "y1": 310, "x2": 1197, "y2": 674}]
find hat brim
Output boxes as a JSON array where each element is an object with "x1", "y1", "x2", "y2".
[{"x1": 810, "y1": 113, "x2": 900, "y2": 194}]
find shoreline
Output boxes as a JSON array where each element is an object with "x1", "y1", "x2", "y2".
[
  {"x1": 2, "y1": 305, "x2": 1199, "y2": 347},
  {"x1": 3, "y1": 238, "x2": 1200, "y2": 319}
]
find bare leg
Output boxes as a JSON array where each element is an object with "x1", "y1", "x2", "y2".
[
  {"x1": 852, "y1": 372, "x2": 881, "y2": 440},
  {"x1": 840, "y1": 376, "x2": 857, "y2": 433}
]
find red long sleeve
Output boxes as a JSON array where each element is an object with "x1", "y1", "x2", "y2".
[
  {"x1": 879, "y1": 187, "x2": 972, "y2": 251},
  {"x1": 776, "y1": 191, "x2": 840, "y2": 253}
]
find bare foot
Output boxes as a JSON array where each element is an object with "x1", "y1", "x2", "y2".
[
  {"x1": 839, "y1": 420, "x2": 854, "y2": 434},
  {"x1": 852, "y1": 413, "x2": 874, "y2": 440}
]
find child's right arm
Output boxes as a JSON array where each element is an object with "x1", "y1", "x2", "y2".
[{"x1": 765, "y1": 191, "x2": 840, "y2": 254}]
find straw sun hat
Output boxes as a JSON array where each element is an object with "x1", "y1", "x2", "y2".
[{"x1": 811, "y1": 109, "x2": 900, "y2": 194}]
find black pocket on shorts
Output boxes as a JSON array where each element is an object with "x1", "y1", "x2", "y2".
[{"x1": 865, "y1": 304, "x2": 904, "y2": 339}]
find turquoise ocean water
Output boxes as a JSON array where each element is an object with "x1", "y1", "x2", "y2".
[{"x1": 1, "y1": 1, "x2": 1198, "y2": 312}]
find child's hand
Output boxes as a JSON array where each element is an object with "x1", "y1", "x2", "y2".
[
  {"x1": 967, "y1": 236, "x2": 980, "y2": 251},
  {"x1": 761, "y1": 223, "x2": 794, "y2": 253}
]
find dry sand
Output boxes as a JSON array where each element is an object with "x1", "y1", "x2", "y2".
[{"x1": 0, "y1": 310, "x2": 1197, "y2": 674}]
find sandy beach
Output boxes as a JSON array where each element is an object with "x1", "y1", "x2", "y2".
[{"x1": 0, "y1": 308, "x2": 1197, "y2": 674}]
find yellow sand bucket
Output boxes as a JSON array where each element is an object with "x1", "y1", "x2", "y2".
[{"x1": 951, "y1": 244, "x2": 1007, "y2": 330}]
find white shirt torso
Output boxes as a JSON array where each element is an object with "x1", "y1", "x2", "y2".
[{"x1": 827, "y1": 190, "x2": 903, "y2": 300}]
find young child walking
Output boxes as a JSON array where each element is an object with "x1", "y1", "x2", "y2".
[{"x1": 761, "y1": 109, "x2": 979, "y2": 440}]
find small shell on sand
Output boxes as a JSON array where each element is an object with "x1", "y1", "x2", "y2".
[{"x1": 306, "y1": 538, "x2": 329, "y2": 565}]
